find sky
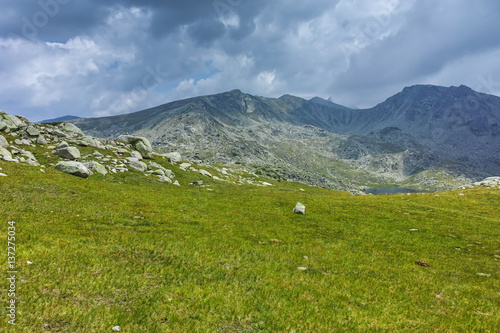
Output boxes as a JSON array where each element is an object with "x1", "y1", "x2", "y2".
[{"x1": 1, "y1": 0, "x2": 500, "y2": 122}]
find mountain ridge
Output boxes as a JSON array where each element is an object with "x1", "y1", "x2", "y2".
[{"x1": 70, "y1": 84, "x2": 500, "y2": 191}]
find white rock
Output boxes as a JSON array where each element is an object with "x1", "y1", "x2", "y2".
[
  {"x1": 199, "y1": 169, "x2": 212, "y2": 177},
  {"x1": 179, "y1": 163, "x2": 191, "y2": 171},
  {"x1": 293, "y1": 202, "x2": 306, "y2": 215},
  {"x1": 112, "y1": 326, "x2": 121, "y2": 332},
  {"x1": 54, "y1": 161, "x2": 90, "y2": 178}
]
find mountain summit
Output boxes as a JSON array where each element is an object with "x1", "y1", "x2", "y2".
[{"x1": 71, "y1": 85, "x2": 500, "y2": 190}]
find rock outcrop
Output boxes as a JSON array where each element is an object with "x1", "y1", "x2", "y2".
[
  {"x1": 474, "y1": 177, "x2": 500, "y2": 188},
  {"x1": 116, "y1": 135, "x2": 153, "y2": 157},
  {"x1": 0, "y1": 111, "x2": 262, "y2": 187}
]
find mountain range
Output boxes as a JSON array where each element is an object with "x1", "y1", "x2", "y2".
[{"x1": 71, "y1": 84, "x2": 500, "y2": 191}]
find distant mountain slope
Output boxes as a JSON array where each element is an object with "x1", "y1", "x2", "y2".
[
  {"x1": 71, "y1": 85, "x2": 500, "y2": 190},
  {"x1": 39, "y1": 115, "x2": 82, "y2": 123}
]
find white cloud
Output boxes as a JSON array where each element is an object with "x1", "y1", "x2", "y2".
[{"x1": 0, "y1": 0, "x2": 500, "y2": 121}]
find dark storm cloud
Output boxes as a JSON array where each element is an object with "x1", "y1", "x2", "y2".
[
  {"x1": 1, "y1": 0, "x2": 500, "y2": 121},
  {"x1": 328, "y1": 0, "x2": 500, "y2": 107}
]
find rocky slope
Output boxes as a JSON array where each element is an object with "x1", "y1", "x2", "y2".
[
  {"x1": 68, "y1": 85, "x2": 499, "y2": 191},
  {"x1": 0, "y1": 110, "x2": 273, "y2": 189}
]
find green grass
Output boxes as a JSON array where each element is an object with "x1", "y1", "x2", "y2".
[{"x1": 1, "y1": 155, "x2": 499, "y2": 332}]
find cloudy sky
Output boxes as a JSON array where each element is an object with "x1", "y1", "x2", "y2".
[{"x1": 1, "y1": 0, "x2": 500, "y2": 121}]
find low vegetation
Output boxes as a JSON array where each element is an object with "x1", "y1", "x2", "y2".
[{"x1": 1, "y1": 154, "x2": 499, "y2": 332}]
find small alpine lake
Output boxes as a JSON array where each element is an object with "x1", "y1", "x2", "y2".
[{"x1": 364, "y1": 187, "x2": 421, "y2": 195}]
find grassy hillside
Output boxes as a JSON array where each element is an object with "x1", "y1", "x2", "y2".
[{"x1": 1, "y1": 157, "x2": 499, "y2": 332}]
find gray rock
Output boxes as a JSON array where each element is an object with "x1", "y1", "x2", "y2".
[
  {"x1": 190, "y1": 180, "x2": 203, "y2": 186},
  {"x1": 199, "y1": 169, "x2": 212, "y2": 177},
  {"x1": 0, "y1": 135, "x2": 8, "y2": 148},
  {"x1": 84, "y1": 161, "x2": 108, "y2": 175},
  {"x1": 158, "y1": 175, "x2": 173, "y2": 183},
  {"x1": 20, "y1": 151, "x2": 36, "y2": 161},
  {"x1": 0, "y1": 147, "x2": 12, "y2": 160},
  {"x1": 36, "y1": 135, "x2": 47, "y2": 145},
  {"x1": 474, "y1": 177, "x2": 500, "y2": 188},
  {"x1": 55, "y1": 147, "x2": 81, "y2": 160},
  {"x1": 25, "y1": 125, "x2": 40, "y2": 137},
  {"x1": 152, "y1": 169, "x2": 165, "y2": 176},
  {"x1": 0, "y1": 114, "x2": 27, "y2": 131},
  {"x1": 61, "y1": 123, "x2": 84, "y2": 136},
  {"x1": 116, "y1": 135, "x2": 153, "y2": 157},
  {"x1": 0, "y1": 121, "x2": 7, "y2": 132},
  {"x1": 56, "y1": 141, "x2": 69, "y2": 149},
  {"x1": 179, "y1": 163, "x2": 191, "y2": 171},
  {"x1": 15, "y1": 115, "x2": 29, "y2": 123},
  {"x1": 74, "y1": 140, "x2": 89, "y2": 147},
  {"x1": 165, "y1": 152, "x2": 182, "y2": 163},
  {"x1": 55, "y1": 161, "x2": 90, "y2": 178},
  {"x1": 293, "y1": 202, "x2": 306, "y2": 215},
  {"x1": 52, "y1": 129, "x2": 67, "y2": 137},
  {"x1": 148, "y1": 161, "x2": 174, "y2": 178},
  {"x1": 130, "y1": 150, "x2": 143, "y2": 160},
  {"x1": 128, "y1": 160, "x2": 148, "y2": 172},
  {"x1": 92, "y1": 150, "x2": 104, "y2": 158},
  {"x1": 76, "y1": 136, "x2": 99, "y2": 147},
  {"x1": 26, "y1": 158, "x2": 40, "y2": 167}
]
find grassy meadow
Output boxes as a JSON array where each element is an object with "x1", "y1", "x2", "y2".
[{"x1": 1, "y1": 152, "x2": 499, "y2": 332}]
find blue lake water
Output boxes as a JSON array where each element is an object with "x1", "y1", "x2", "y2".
[{"x1": 364, "y1": 188, "x2": 420, "y2": 195}]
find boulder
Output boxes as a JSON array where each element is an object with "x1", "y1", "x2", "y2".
[
  {"x1": 20, "y1": 151, "x2": 36, "y2": 161},
  {"x1": 0, "y1": 135, "x2": 8, "y2": 148},
  {"x1": 36, "y1": 135, "x2": 47, "y2": 145},
  {"x1": 165, "y1": 152, "x2": 182, "y2": 163},
  {"x1": 0, "y1": 147, "x2": 12, "y2": 160},
  {"x1": 25, "y1": 125, "x2": 40, "y2": 137},
  {"x1": 148, "y1": 161, "x2": 174, "y2": 178},
  {"x1": 92, "y1": 150, "x2": 104, "y2": 158},
  {"x1": 55, "y1": 161, "x2": 90, "y2": 178},
  {"x1": 84, "y1": 161, "x2": 108, "y2": 175},
  {"x1": 152, "y1": 169, "x2": 165, "y2": 176},
  {"x1": 293, "y1": 202, "x2": 306, "y2": 215},
  {"x1": 158, "y1": 175, "x2": 173, "y2": 183},
  {"x1": 128, "y1": 160, "x2": 148, "y2": 172},
  {"x1": 0, "y1": 113, "x2": 27, "y2": 131},
  {"x1": 56, "y1": 141, "x2": 69, "y2": 149},
  {"x1": 61, "y1": 123, "x2": 84, "y2": 136},
  {"x1": 15, "y1": 115, "x2": 29, "y2": 123},
  {"x1": 130, "y1": 150, "x2": 143, "y2": 160},
  {"x1": 116, "y1": 135, "x2": 153, "y2": 157},
  {"x1": 76, "y1": 136, "x2": 99, "y2": 147},
  {"x1": 55, "y1": 147, "x2": 81, "y2": 160},
  {"x1": 199, "y1": 169, "x2": 212, "y2": 177},
  {"x1": 0, "y1": 121, "x2": 7, "y2": 132},
  {"x1": 52, "y1": 129, "x2": 67, "y2": 137},
  {"x1": 26, "y1": 158, "x2": 40, "y2": 167},
  {"x1": 179, "y1": 163, "x2": 191, "y2": 171}
]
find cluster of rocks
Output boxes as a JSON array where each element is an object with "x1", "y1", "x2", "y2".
[
  {"x1": 1, "y1": 110, "x2": 276, "y2": 188},
  {"x1": 474, "y1": 177, "x2": 500, "y2": 188}
]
